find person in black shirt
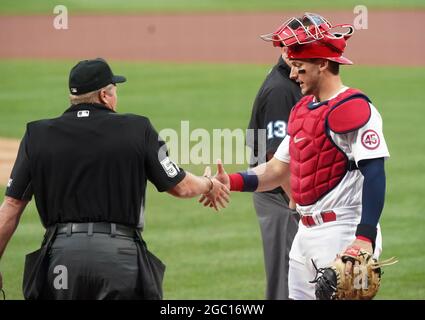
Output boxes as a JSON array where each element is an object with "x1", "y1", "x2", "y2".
[
  {"x1": 246, "y1": 49, "x2": 302, "y2": 299},
  {"x1": 0, "y1": 58, "x2": 229, "y2": 300}
]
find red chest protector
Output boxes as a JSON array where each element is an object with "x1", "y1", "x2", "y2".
[{"x1": 287, "y1": 88, "x2": 371, "y2": 206}]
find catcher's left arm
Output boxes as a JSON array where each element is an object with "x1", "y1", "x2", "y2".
[{"x1": 314, "y1": 157, "x2": 391, "y2": 299}]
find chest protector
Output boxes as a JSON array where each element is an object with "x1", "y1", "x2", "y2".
[{"x1": 287, "y1": 88, "x2": 371, "y2": 206}]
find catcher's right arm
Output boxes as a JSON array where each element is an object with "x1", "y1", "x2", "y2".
[{"x1": 311, "y1": 246, "x2": 398, "y2": 300}]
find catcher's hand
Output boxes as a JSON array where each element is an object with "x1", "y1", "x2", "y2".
[
  {"x1": 199, "y1": 159, "x2": 230, "y2": 209},
  {"x1": 311, "y1": 247, "x2": 398, "y2": 300}
]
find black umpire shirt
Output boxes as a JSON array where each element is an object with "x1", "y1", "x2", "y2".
[
  {"x1": 247, "y1": 56, "x2": 302, "y2": 193},
  {"x1": 5, "y1": 103, "x2": 185, "y2": 228}
]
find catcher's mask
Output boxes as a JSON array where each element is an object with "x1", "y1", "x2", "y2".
[{"x1": 260, "y1": 13, "x2": 354, "y2": 65}]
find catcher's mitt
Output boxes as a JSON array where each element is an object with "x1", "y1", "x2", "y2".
[{"x1": 311, "y1": 247, "x2": 398, "y2": 300}]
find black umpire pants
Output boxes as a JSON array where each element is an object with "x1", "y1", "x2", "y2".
[
  {"x1": 42, "y1": 226, "x2": 143, "y2": 300},
  {"x1": 253, "y1": 192, "x2": 299, "y2": 300}
]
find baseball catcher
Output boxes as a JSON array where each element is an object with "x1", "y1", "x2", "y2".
[
  {"x1": 311, "y1": 246, "x2": 398, "y2": 300},
  {"x1": 202, "y1": 12, "x2": 396, "y2": 300}
]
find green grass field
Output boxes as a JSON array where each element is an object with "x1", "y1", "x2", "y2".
[
  {"x1": 0, "y1": 0, "x2": 424, "y2": 14},
  {"x1": 0, "y1": 60, "x2": 424, "y2": 299}
]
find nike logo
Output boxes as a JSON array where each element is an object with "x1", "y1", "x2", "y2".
[{"x1": 294, "y1": 136, "x2": 306, "y2": 144}]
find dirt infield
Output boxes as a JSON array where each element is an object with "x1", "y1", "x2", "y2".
[
  {"x1": 0, "y1": 11, "x2": 424, "y2": 65},
  {"x1": 0, "y1": 10, "x2": 424, "y2": 186}
]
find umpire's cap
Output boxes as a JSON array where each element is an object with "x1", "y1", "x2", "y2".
[{"x1": 69, "y1": 58, "x2": 126, "y2": 95}]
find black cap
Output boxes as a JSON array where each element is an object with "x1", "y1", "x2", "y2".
[{"x1": 69, "y1": 58, "x2": 126, "y2": 95}]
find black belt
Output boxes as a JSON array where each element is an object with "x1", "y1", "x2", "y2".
[{"x1": 56, "y1": 222, "x2": 138, "y2": 238}]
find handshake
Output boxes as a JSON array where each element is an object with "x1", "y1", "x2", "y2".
[{"x1": 198, "y1": 159, "x2": 231, "y2": 211}]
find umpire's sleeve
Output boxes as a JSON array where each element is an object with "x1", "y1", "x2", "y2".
[
  {"x1": 262, "y1": 89, "x2": 292, "y2": 155},
  {"x1": 5, "y1": 130, "x2": 33, "y2": 200},
  {"x1": 144, "y1": 120, "x2": 186, "y2": 192}
]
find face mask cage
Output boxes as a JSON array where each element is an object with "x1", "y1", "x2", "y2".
[{"x1": 260, "y1": 13, "x2": 353, "y2": 48}]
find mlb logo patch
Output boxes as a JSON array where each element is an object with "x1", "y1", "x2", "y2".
[
  {"x1": 71, "y1": 88, "x2": 78, "y2": 93},
  {"x1": 77, "y1": 110, "x2": 90, "y2": 118},
  {"x1": 7, "y1": 178, "x2": 13, "y2": 188}
]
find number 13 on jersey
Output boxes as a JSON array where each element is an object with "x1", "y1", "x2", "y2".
[{"x1": 267, "y1": 121, "x2": 287, "y2": 139}]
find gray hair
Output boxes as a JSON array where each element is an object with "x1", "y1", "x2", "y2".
[{"x1": 69, "y1": 84, "x2": 115, "y2": 105}]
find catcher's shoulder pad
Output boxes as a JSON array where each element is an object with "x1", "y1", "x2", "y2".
[{"x1": 327, "y1": 94, "x2": 371, "y2": 134}]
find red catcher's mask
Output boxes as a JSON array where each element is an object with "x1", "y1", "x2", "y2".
[{"x1": 260, "y1": 13, "x2": 354, "y2": 65}]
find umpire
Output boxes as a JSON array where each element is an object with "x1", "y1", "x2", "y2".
[
  {"x1": 247, "y1": 49, "x2": 301, "y2": 299},
  {"x1": 0, "y1": 58, "x2": 228, "y2": 299}
]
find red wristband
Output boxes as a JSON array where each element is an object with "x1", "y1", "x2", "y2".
[
  {"x1": 356, "y1": 235, "x2": 372, "y2": 243},
  {"x1": 229, "y1": 173, "x2": 244, "y2": 191}
]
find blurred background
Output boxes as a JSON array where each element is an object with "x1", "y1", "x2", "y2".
[{"x1": 0, "y1": 0, "x2": 424, "y2": 299}]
